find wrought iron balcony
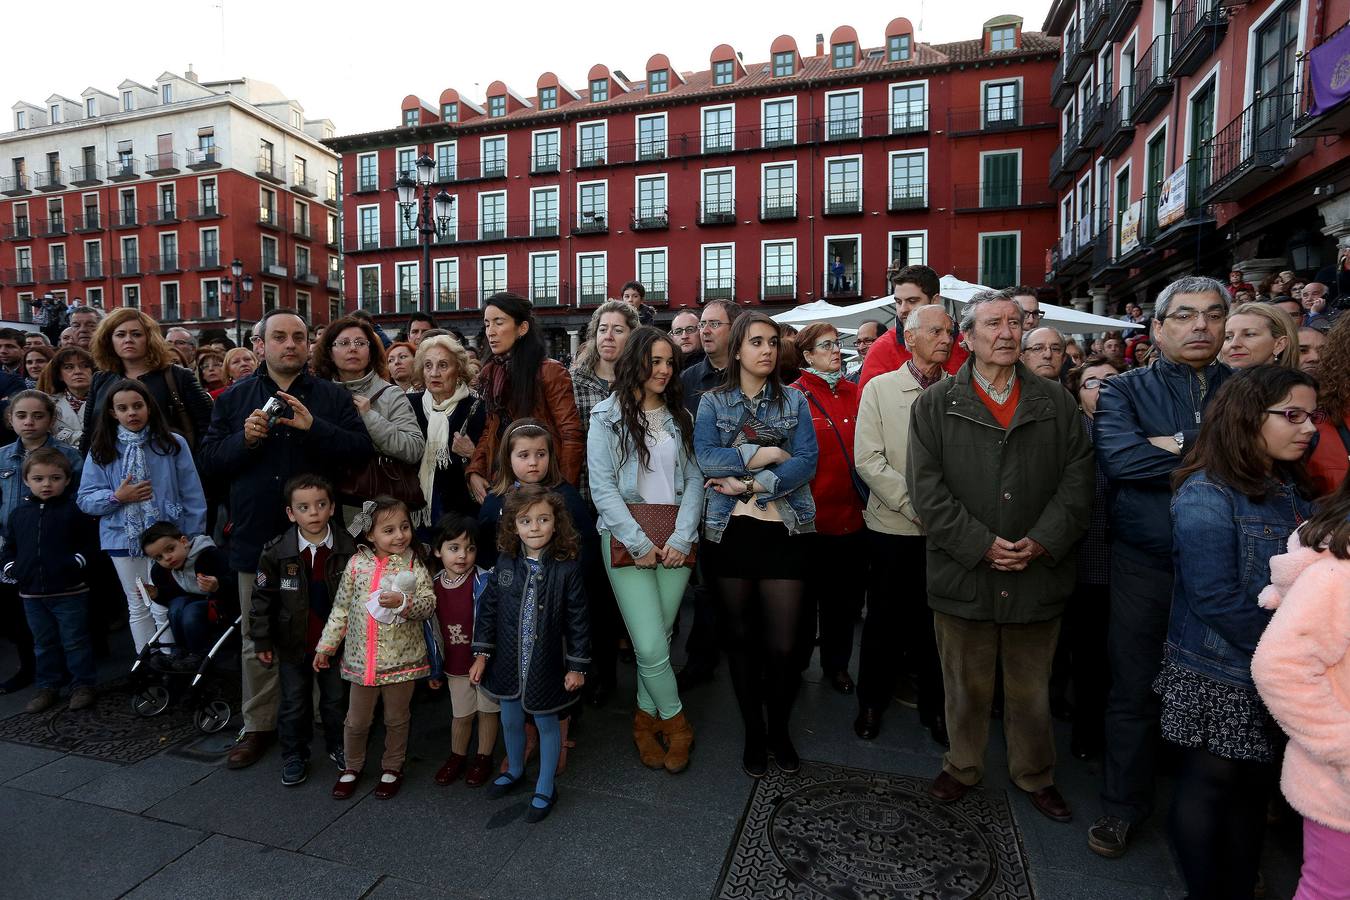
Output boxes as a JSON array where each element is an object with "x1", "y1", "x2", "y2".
[
  {"x1": 69, "y1": 164, "x2": 102, "y2": 186},
  {"x1": 480, "y1": 159, "x2": 506, "y2": 179},
  {"x1": 700, "y1": 277, "x2": 735, "y2": 302},
  {"x1": 530, "y1": 283, "x2": 560, "y2": 307},
  {"x1": 572, "y1": 211, "x2": 608, "y2": 235},
  {"x1": 81, "y1": 260, "x2": 103, "y2": 280},
  {"x1": 190, "y1": 251, "x2": 223, "y2": 270},
  {"x1": 822, "y1": 189, "x2": 862, "y2": 216},
  {"x1": 34, "y1": 169, "x2": 66, "y2": 191},
  {"x1": 890, "y1": 106, "x2": 929, "y2": 135},
  {"x1": 184, "y1": 199, "x2": 222, "y2": 219},
  {"x1": 1197, "y1": 93, "x2": 1308, "y2": 204},
  {"x1": 953, "y1": 180, "x2": 1056, "y2": 211},
  {"x1": 947, "y1": 102, "x2": 1057, "y2": 135},
  {"x1": 1079, "y1": 91, "x2": 1106, "y2": 148},
  {"x1": 888, "y1": 184, "x2": 928, "y2": 211},
  {"x1": 577, "y1": 145, "x2": 608, "y2": 168},
  {"x1": 630, "y1": 206, "x2": 669, "y2": 230},
  {"x1": 824, "y1": 116, "x2": 862, "y2": 141},
  {"x1": 149, "y1": 203, "x2": 180, "y2": 224},
  {"x1": 39, "y1": 215, "x2": 67, "y2": 236},
  {"x1": 146, "y1": 152, "x2": 179, "y2": 175},
  {"x1": 6, "y1": 267, "x2": 35, "y2": 285},
  {"x1": 292, "y1": 176, "x2": 318, "y2": 197},
  {"x1": 355, "y1": 175, "x2": 380, "y2": 193},
  {"x1": 1170, "y1": 0, "x2": 1230, "y2": 78},
  {"x1": 118, "y1": 256, "x2": 140, "y2": 276},
  {"x1": 107, "y1": 159, "x2": 140, "y2": 182},
  {"x1": 531, "y1": 217, "x2": 559, "y2": 238},
  {"x1": 292, "y1": 219, "x2": 313, "y2": 240},
  {"x1": 761, "y1": 193, "x2": 797, "y2": 221},
  {"x1": 2, "y1": 219, "x2": 31, "y2": 240},
  {"x1": 1, "y1": 174, "x2": 32, "y2": 195},
  {"x1": 150, "y1": 254, "x2": 182, "y2": 274},
  {"x1": 256, "y1": 156, "x2": 285, "y2": 184},
  {"x1": 1132, "y1": 35, "x2": 1174, "y2": 124},
  {"x1": 258, "y1": 206, "x2": 287, "y2": 230},
  {"x1": 577, "y1": 282, "x2": 609, "y2": 307},
  {"x1": 185, "y1": 147, "x2": 222, "y2": 170},
  {"x1": 1082, "y1": 0, "x2": 1110, "y2": 52},
  {"x1": 698, "y1": 199, "x2": 736, "y2": 225},
  {"x1": 1101, "y1": 85, "x2": 1136, "y2": 158},
  {"x1": 39, "y1": 263, "x2": 70, "y2": 282},
  {"x1": 637, "y1": 139, "x2": 667, "y2": 161},
  {"x1": 74, "y1": 211, "x2": 102, "y2": 232},
  {"x1": 530, "y1": 152, "x2": 560, "y2": 174},
  {"x1": 114, "y1": 208, "x2": 139, "y2": 228},
  {"x1": 702, "y1": 131, "x2": 734, "y2": 154},
  {"x1": 1106, "y1": 0, "x2": 1144, "y2": 42},
  {"x1": 1052, "y1": 31, "x2": 1082, "y2": 106},
  {"x1": 760, "y1": 276, "x2": 797, "y2": 302}
]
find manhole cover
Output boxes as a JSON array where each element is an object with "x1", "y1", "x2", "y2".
[{"x1": 716, "y1": 761, "x2": 1034, "y2": 899}]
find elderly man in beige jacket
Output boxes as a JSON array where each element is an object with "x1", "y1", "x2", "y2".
[{"x1": 852, "y1": 303, "x2": 953, "y2": 745}]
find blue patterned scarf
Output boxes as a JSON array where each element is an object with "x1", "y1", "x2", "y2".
[{"x1": 118, "y1": 425, "x2": 156, "y2": 556}]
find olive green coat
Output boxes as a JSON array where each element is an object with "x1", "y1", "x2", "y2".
[{"x1": 906, "y1": 360, "x2": 1093, "y2": 623}]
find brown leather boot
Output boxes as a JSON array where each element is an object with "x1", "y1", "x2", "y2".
[
  {"x1": 662, "y1": 711, "x2": 694, "y2": 774},
  {"x1": 632, "y1": 709, "x2": 666, "y2": 769}
]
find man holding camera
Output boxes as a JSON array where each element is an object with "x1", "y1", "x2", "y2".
[{"x1": 199, "y1": 308, "x2": 374, "y2": 770}]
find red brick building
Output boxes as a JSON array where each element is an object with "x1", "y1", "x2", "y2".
[
  {"x1": 1, "y1": 71, "x2": 342, "y2": 334},
  {"x1": 1043, "y1": 0, "x2": 1350, "y2": 311},
  {"x1": 326, "y1": 16, "x2": 1062, "y2": 346}
]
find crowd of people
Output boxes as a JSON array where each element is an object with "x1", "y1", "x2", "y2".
[{"x1": 0, "y1": 260, "x2": 1348, "y2": 894}]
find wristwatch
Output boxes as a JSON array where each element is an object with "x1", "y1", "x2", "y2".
[
  {"x1": 741, "y1": 474, "x2": 756, "y2": 494},
  {"x1": 1173, "y1": 431, "x2": 1185, "y2": 452}
]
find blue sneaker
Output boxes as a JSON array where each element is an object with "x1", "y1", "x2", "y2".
[
  {"x1": 327, "y1": 748, "x2": 345, "y2": 770},
  {"x1": 281, "y1": 757, "x2": 309, "y2": 786}
]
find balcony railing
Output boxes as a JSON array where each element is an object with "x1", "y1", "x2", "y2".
[
  {"x1": 530, "y1": 152, "x2": 559, "y2": 174},
  {"x1": 1052, "y1": 31, "x2": 1082, "y2": 105},
  {"x1": 760, "y1": 276, "x2": 797, "y2": 301},
  {"x1": 1170, "y1": 0, "x2": 1229, "y2": 77},
  {"x1": 947, "y1": 101, "x2": 1057, "y2": 135},
  {"x1": 1080, "y1": 92, "x2": 1106, "y2": 148},
  {"x1": 34, "y1": 169, "x2": 66, "y2": 191},
  {"x1": 184, "y1": 198, "x2": 221, "y2": 218},
  {"x1": 1197, "y1": 93, "x2": 1304, "y2": 203},
  {"x1": 150, "y1": 254, "x2": 182, "y2": 274},
  {"x1": 701, "y1": 277, "x2": 735, "y2": 302},
  {"x1": 107, "y1": 159, "x2": 140, "y2": 181},
  {"x1": 825, "y1": 116, "x2": 862, "y2": 141},
  {"x1": 145, "y1": 152, "x2": 179, "y2": 175},
  {"x1": 823, "y1": 189, "x2": 862, "y2": 215},
  {"x1": 702, "y1": 131, "x2": 735, "y2": 153},
  {"x1": 1132, "y1": 35, "x2": 1174, "y2": 123},
  {"x1": 888, "y1": 183, "x2": 927, "y2": 211},
  {"x1": 577, "y1": 145, "x2": 608, "y2": 168},
  {"x1": 630, "y1": 206, "x2": 669, "y2": 230},
  {"x1": 698, "y1": 199, "x2": 736, "y2": 225},
  {"x1": 81, "y1": 260, "x2": 103, "y2": 279},
  {"x1": 477, "y1": 219, "x2": 507, "y2": 241},
  {"x1": 953, "y1": 180, "x2": 1056, "y2": 211},
  {"x1": 39, "y1": 215, "x2": 66, "y2": 236},
  {"x1": 293, "y1": 219, "x2": 313, "y2": 239},
  {"x1": 256, "y1": 156, "x2": 285, "y2": 183},
  {"x1": 185, "y1": 147, "x2": 222, "y2": 169},
  {"x1": 294, "y1": 265, "x2": 318, "y2": 285},
  {"x1": 114, "y1": 208, "x2": 139, "y2": 228},
  {"x1": 69, "y1": 164, "x2": 102, "y2": 185},
  {"x1": 573, "y1": 211, "x2": 608, "y2": 234},
  {"x1": 355, "y1": 175, "x2": 380, "y2": 193},
  {"x1": 292, "y1": 176, "x2": 318, "y2": 197},
  {"x1": 2, "y1": 219, "x2": 31, "y2": 240},
  {"x1": 7, "y1": 267, "x2": 35, "y2": 285},
  {"x1": 149, "y1": 203, "x2": 180, "y2": 223},
  {"x1": 890, "y1": 106, "x2": 929, "y2": 134},
  {"x1": 480, "y1": 159, "x2": 506, "y2": 179},
  {"x1": 1101, "y1": 85, "x2": 1136, "y2": 158},
  {"x1": 1082, "y1": 0, "x2": 1110, "y2": 51},
  {"x1": 258, "y1": 206, "x2": 287, "y2": 229},
  {"x1": 530, "y1": 283, "x2": 560, "y2": 307},
  {"x1": 761, "y1": 193, "x2": 797, "y2": 221},
  {"x1": 531, "y1": 216, "x2": 559, "y2": 237},
  {"x1": 118, "y1": 256, "x2": 140, "y2": 276},
  {"x1": 578, "y1": 282, "x2": 609, "y2": 307},
  {"x1": 349, "y1": 230, "x2": 391, "y2": 252},
  {"x1": 642, "y1": 280, "x2": 669, "y2": 304},
  {"x1": 1, "y1": 175, "x2": 32, "y2": 195},
  {"x1": 190, "y1": 250, "x2": 223, "y2": 269},
  {"x1": 637, "y1": 138, "x2": 667, "y2": 161},
  {"x1": 39, "y1": 263, "x2": 70, "y2": 282},
  {"x1": 75, "y1": 211, "x2": 102, "y2": 231}
]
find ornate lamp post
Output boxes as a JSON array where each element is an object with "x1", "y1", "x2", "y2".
[{"x1": 395, "y1": 153, "x2": 454, "y2": 314}]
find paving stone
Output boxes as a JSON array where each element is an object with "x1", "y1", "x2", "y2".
[
  {"x1": 66, "y1": 753, "x2": 218, "y2": 813},
  {"x1": 0, "y1": 786, "x2": 205, "y2": 900},
  {"x1": 125, "y1": 834, "x2": 379, "y2": 900},
  {"x1": 6, "y1": 753, "x2": 123, "y2": 796},
  {"x1": 363, "y1": 876, "x2": 478, "y2": 900},
  {"x1": 1032, "y1": 869, "x2": 1171, "y2": 899},
  {"x1": 0, "y1": 740, "x2": 65, "y2": 782}
]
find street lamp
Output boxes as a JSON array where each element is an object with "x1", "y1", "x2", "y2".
[
  {"x1": 396, "y1": 153, "x2": 454, "y2": 314},
  {"x1": 226, "y1": 258, "x2": 255, "y2": 347}
]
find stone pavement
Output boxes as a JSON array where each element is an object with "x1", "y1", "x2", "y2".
[{"x1": 0, "y1": 626, "x2": 1303, "y2": 899}]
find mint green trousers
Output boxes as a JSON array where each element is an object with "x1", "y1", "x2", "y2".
[{"x1": 601, "y1": 534, "x2": 692, "y2": 719}]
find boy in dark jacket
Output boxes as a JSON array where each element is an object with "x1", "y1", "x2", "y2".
[
  {"x1": 1, "y1": 448, "x2": 99, "y2": 713},
  {"x1": 140, "y1": 522, "x2": 232, "y2": 665},
  {"x1": 250, "y1": 474, "x2": 356, "y2": 786}
]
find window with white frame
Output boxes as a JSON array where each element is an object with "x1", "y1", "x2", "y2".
[
  {"x1": 119, "y1": 237, "x2": 138, "y2": 274},
  {"x1": 635, "y1": 176, "x2": 667, "y2": 226},
  {"x1": 578, "y1": 182, "x2": 607, "y2": 231},
  {"x1": 701, "y1": 169, "x2": 734, "y2": 221},
  {"x1": 636, "y1": 114, "x2": 667, "y2": 160},
  {"x1": 261, "y1": 284, "x2": 278, "y2": 313},
  {"x1": 296, "y1": 246, "x2": 311, "y2": 279},
  {"x1": 161, "y1": 282, "x2": 180, "y2": 321},
  {"x1": 981, "y1": 151, "x2": 1021, "y2": 207},
  {"x1": 637, "y1": 249, "x2": 667, "y2": 301},
  {"x1": 395, "y1": 262, "x2": 419, "y2": 311},
  {"x1": 83, "y1": 239, "x2": 102, "y2": 278},
  {"x1": 890, "y1": 151, "x2": 927, "y2": 208},
  {"x1": 826, "y1": 90, "x2": 862, "y2": 139},
  {"x1": 49, "y1": 244, "x2": 67, "y2": 280},
  {"x1": 396, "y1": 147, "x2": 416, "y2": 179},
  {"x1": 763, "y1": 98, "x2": 796, "y2": 147},
  {"x1": 577, "y1": 252, "x2": 606, "y2": 305},
  {"x1": 122, "y1": 285, "x2": 139, "y2": 309},
  {"x1": 702, "y1": 244, "x2": 734, "y2": 300},
  {"x1": 532, "y1": 131, "x2": 559, "y2": 172},
  {"x1": 890, "y1": 231, "x2": 926, "y2": 266},
  {"x1": 762, "y1": 240, "x2": 796, "y2": 299},
  {"x1": 358, "y1": 206, "x2": 380, "y2": 250},
  {"x1": 86, "y1": 287, "x2": 103, "y2": 308},
  {"x1": 824, "y1": 236, "x2": 861, "y2": 296},
  {"x1": 328, "y1": 254, "x2": 341, "y2": 286},
  {"x1": 983, "y1": 80, "x2": 1021, "y2": 125},
  {"x1": 199, "y1": 177, "x2": 218, "y2": 214},
  {"x1": 435, "y1": 142, "x2": 457, "y2": 180},
  {"x1": 532, "y1": 187, "x2": 559, "y2": 236},
  {"x1": 578, "y1": 121, "x2": 607, "y2": 166},
  {"x1": 357, "y1": 153, "x2": 378, "y2": 191},
  {"x1": 158, "y1": 233, "x2": 178, "y2": 270},
  {"x1": 529, "y1": 252, "x2": 559, "y2": 305},
  {"x1": 261, "y1": 235, "x2": 278, "y2": 270},
  {"x1": 825, "y1": 158, "x2": 861, "y2": 211},
  {"x1": 357, "y1": 265, "x2": 380, "y2": 312},
  {"x1": 201, "y1": 278, "x2": 220, "y2": 318},
  {"x1": 763, "y1": 163, "x2": 795, "y2": 218},
  {"x1": 702, "y1": 106, "x2": 734, "y2": 153},
  {"x1": 479, "y1": 192, "x2": 506, "y2": 240},
  {"x1": 295, "y1": 291, "x2": 310, "y2": 321},
  {"x1": 434, "y1": 258, "x2": 459, "y2": 310},
  {"x1": 890, "y1": 83, "x2": 927, "y2": 132},
  {"x1": 478, "y1": 256, "x2": 506, "y2": 301},
  {"x1": 481, "y1": 137, "x2": 506, "y2": 178}
]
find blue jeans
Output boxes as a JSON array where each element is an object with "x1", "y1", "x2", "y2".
[
  {"x1": 277, "y1": 655, "x2": 347, "y2": 761},
  {"x1": 23, "y1": 592, "x2": 96, "y2": 690},
  {"x1": 164, "y1": 596, "x2": 212, "y2": 656}
]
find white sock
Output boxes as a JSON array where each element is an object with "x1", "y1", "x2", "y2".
[
  {"x1": 380, "y1": 772, "x2": 399, "y2": 784},
  {"x1": 339, "y1": 772, "x2": 357, "y2": 783}
]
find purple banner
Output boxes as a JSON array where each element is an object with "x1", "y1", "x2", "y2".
[{"x1": 1308, "y1": 25, "x2": 1350, "y2": 116}]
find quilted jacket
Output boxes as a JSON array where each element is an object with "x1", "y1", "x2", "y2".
[{"x1": 315, "y1": 547, "x2": 435, "y2": 686}]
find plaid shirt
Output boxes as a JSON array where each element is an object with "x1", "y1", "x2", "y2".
[{"x1": 570, "y1": 366, "x2": 612, "y2": 503}]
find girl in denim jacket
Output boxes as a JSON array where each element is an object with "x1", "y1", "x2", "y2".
[
  {"x1": 1157, "y1": 366, "x2": 1319, "y2": 900},
  {"x1": 693, "y1": 312, "x2": 818, "y2": 779}
]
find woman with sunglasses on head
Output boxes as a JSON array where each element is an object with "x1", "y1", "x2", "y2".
[
  {"x1": 1158, "y1": 365, "x2": 1320, "y2": 900},
  {"x1": 788, "y1": 323, "x2": 865, "y2": 695}
]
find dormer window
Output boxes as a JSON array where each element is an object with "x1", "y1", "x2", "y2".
[
  {"x1": 590, "y1": 79, "x2": 609, "y2": 102},
  {"x1": 990, "y1": 25, "x2": 1016, "y2": 50},
  {"x1": 441, "y1": 102, "x2": 458, "y2": 122},
  {"x1": 122, "y1": 90, "x2": 134, "y2": 111},
  {"x1": 162, "y1": 83, "x2": 173, "y2": 104},
  {"x1": 291, "y1": 110, "x2": 302, "y2": 128},
  {"x1": 403, "y1": 108, "x2": 418, "y2": 127},
  {"x1": 540, "y1": 87, "x2": 558, "y2": 110},
  {"x1": 888, "y1": 34, "x2": 912, "y2": 61},
  {"x1": 15, "y1": 110, "x2": 26, "y2": 130},
  {"x1": 488, "y1": 96, "x2": 506, "y2": 117},
  {"x1": 49, "y1": 104, "x2": 61, "y2": 124},
  {"x1": 773, "y1": 51, "x2": 795, "y2": 77},
  {"x1": 86, "y1": 98, "x2": 96, "y2": 117},
  {"x1": 648, "y1": 70, "x2": 668, "y2": 94},
  {"x1": 832, "y1": 43, "x2": 856, "y2": 68},
  {"x1": 713, "y1": 60, "x2": 734, "y2": 85}
]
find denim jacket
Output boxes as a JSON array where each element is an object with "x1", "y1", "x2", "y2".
[
  {"x1": 1166, "y1": 471, "x2": 1313, "y2": 689},
  {"x1": 587, "y1": 393, "x2": 703, "y2": 557},
  {"x1": 694, "y1": 384, "x2": 818, "y2": 542}
]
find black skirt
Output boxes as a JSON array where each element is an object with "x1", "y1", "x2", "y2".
[{"x1": 703, "y1": 515, "x2": 808, "y2": 580}]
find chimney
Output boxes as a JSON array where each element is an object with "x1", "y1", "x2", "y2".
[
  {"x1": 816, "y1": 33, "x2": 825, "y2": 56},
  {"x1": 185, "y1": 64, "x2": 199, "y2": 83}
]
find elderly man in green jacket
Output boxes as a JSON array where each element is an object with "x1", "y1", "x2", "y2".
[{"x1": 907, "y1": 287, "x2": 1093, "y2": 823}]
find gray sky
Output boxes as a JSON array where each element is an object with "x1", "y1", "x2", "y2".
[{"x1": 2, "y1": 0, "x2": 1053, "y2": 137}]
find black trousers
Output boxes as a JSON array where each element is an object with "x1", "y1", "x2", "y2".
[
  {"x1": 798, "y1": 530, "x2": 867, "y2": 675},
  {"x1": 856, "y1": 530, "x2": 943, "y2": 723},
  {"x1": 1170, "y1": 747, "x2": 1276, "y2": 900},
  {"x1": 0, "y1": 582, "x2": 34, "y2": 678},
  {"x1": 1101, "y1": 542, "x2": 1174, "y2": 824},
  {"x1": 1050, "y1": 582, "x2": 1111, "y2": 748},
  {"x1": 277, "y1": 653, "x2": 347, "y2": 761}
]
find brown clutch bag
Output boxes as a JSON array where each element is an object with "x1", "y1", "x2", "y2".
[{"x1": 609, "y1": 503, "x2": 697, "y2": 568}]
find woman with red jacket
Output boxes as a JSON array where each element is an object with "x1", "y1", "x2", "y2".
[
  {"x1": 1307, "y1": 314, "x2": 1349, "y2": 496},
  {"x1": 791, "y1": 323, "x2": 866, "y2": 694}
]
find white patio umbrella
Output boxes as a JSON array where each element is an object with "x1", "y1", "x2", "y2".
[
  {"x1": 770, "y1": 297, "x2": 894, "y2": 331},
  {"x1": 939, "y1": 275, "x2": 1144, "y2": 331}
]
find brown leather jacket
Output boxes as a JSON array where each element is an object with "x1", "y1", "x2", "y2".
[{"x1": 466, "y1": 358, "x2": 584, "y2": 486}]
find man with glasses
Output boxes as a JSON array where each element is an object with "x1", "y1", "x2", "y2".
[
  {"x1": 166, "y1": 327, "x2": 197, "y2": 366},
  {"x1": 1013, "y1": 287, "x2": 1044, "y2": 332},
  {"x1": 847, "y1": 320, "x2": 887, "y2": 383},
  {"x1": 669, "y1": 311, "x2": 703, "y2": 366},
  {"x1": 1021, "y1": 327, "x2": 1066, "y2": 380},
  {"x1": 1088, "y1": 276, "x2": 1233, "y2": 859}
]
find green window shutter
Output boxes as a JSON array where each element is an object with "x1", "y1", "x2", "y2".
[
  {"x1": 982, "y1": 153, "x2": 1019, "y2": 207},
  {"x1": 981, "y1": 235, "x2": 1017, "y2": 288}
]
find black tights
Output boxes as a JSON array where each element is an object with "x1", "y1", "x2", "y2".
[
  {"x1": 1169, "y1": 746, "x2": 1275, "y2": 900},
  {"x1": 717, "y1": 577, "x2": 804, "y2": 741}
]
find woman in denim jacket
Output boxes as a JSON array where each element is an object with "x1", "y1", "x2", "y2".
[
  {"x1": 1157, "y1": 365, "x2": 1319, "y2": 900},
  {"x1": 588, "y1": 327, "x2": 703, "y2": 774},
  {"x1": 694, "y1": 312, "x2": 818, "y2": 779}
]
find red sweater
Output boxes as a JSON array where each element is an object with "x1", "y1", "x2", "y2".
[
  {"x1": 857, "y1": 327, "x2": 969, "y2": 391},
  {"x1": 792, "y1": 372, "x2": 864, "y2": 536}
]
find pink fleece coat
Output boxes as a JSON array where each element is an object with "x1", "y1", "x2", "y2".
[{"x1": 1251, "y1": 533, "x2": 1350, "y2": 833}]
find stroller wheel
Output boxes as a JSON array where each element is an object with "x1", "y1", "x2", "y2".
[
  {"x1": 195, "y1": 699, "x2": 232, "y2": 733},
  {"x1": 130, "y1": 685, "x2": 170, "y2": 717}
]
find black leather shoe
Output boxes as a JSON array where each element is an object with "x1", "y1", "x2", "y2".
[
  {"x1": 827, "y1": 671, "x2": 855, "y2": 695},
  {"x1": 853, "y1": 706, "x2": 882, "y2": 740},
  {"x1": 742, "y1": 740, "x2": 768, "y2": 778},
  {"x1": 769, "y1": 732, "x2": 799, "y2": 773}
]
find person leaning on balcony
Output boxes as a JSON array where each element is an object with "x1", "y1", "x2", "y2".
[
  {"x1": 857, "y1": 264, "x2": 968, "y2": 389},
  {"x1": 906, "y1": 288, "x2": 1093, "y2": 822},
  {"x1": 81, "y1": 308, "x2": 213, "y2": 455},
  {"x1": 1087, "y1": 275, "x2": 1234, "y2": 859}
]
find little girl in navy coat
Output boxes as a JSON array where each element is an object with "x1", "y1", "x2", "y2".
[{"x1": 470, "y1": 484, "x2": 590, "y2": 823}]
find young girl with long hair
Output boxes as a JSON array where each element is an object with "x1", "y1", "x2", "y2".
[
  {"x1": 76, "y1": 379, "x2": 207, "y2": 652},
  {"x1": 470, "y1": 485, "x2": 590, "y2": 822},
  {"x1": 693, "y1": 312, "x2": 818, "y2": 778},
  {"x1": 588, "y1": 327, "x2": 701, "y2": 772},
  {"x1": 1160, "y1": 365, "x2": 1319, "y2": 900},
  {"x1": 315, "y1": 496, "x2": 436, "y2": 801}
]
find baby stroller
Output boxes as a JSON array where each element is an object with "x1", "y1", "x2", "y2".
[{"x1": 129, "y1": 613, "x2": 241, "y2": 734}]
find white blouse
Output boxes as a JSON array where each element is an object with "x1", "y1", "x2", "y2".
[{"x1": 635, "y1": 406, "x2": 678, "y2": 505}]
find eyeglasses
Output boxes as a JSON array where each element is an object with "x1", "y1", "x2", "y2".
[
  {"x1": 1081, "y1": 376, "x2": 1116, "y2": 390},
  {"x1": 670, "y1": 326, "x2": 699, "y2": 337},
  {"x1": 1023, "y1": 310, "x2": 1046, "y2": 321},
  {"x1": 1162, "y1": 306, "x2": 1227, "y2": 324},
  {"x1": 1264, "y1": 408, "x2": 1329, "y2": 425},
  {"x1": 333, "y1": 338, "x2": 370, "y2": 349},
  {"x1": 699, "y1": 320, "x2": 727, "y2": 331},
  {"x1": 1025, "y1": 344, "x2": 1064, "y2": 355},
  {"x1": 811, "y1": 340, "x2": 841, "y2": 352}
]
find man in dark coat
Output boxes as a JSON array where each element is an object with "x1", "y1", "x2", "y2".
[
  {"x1": 198, "y1": 309, "x2": 373, "y2": 770},
  {"x1": 908, "y1": 287, "x2": 1093, "y2": 823}
]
